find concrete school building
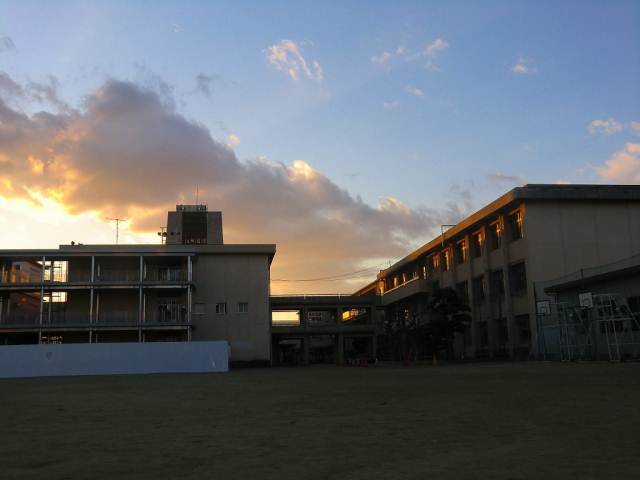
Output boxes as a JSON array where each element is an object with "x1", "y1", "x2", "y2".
[
  {"x1": 0, "y1": 205, "x2": 275, "y2": 365},
  {"x1": 2, "y1": 184, "x2": 640, "y2": 367},
  {"x1": 361, "y1": 184, "x2": 640, "y2": 360}
]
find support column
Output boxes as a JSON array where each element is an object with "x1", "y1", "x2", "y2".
[
  {"x1": 501, "y1": 214, "x2": 516, "y2": 359},
  {"x1": 302, "y1": 335, "x2": 310, "y2": 365},
  {"x1": 371, "y1": 333, "x2": 377, "y2": 361},
  {"x1": 38, "y1": 256, "x2": 45, "y2": 343},
  {"x1": 89, "y1": 255, "x2": 95, "y2": 343},
  {"x1": 138, "y1": 256, "x2": 143, "y2": 342},
  {"x1": 335, "y1": 334, "x2": 344, "y2": 364}
]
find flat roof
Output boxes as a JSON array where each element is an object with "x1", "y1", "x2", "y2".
[
  {"x1": 377, "y1": 184, "x2": 640, "y2": 279},
  {"x1": 0, "y1": 243, "x2": 276, "y2": 262}
]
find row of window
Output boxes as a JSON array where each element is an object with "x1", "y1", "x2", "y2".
[
  {"x1": 209, "y1": 302, "x2": 249, "y2": 315},
  {"x1": 386, "y1": 210, "x2": 524, "y2": 289},
  {"x1": 459, "y1": 262, "x2": 527, "y2": 304}
]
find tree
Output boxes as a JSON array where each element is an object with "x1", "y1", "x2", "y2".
[{"x1": 424, "y1": 287, "x2": 471, "y2": 365}]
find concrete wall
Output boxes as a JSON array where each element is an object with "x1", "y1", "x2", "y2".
[
  {"x1": 0, "y1": 341, "x2": 229, "y2": 378},
  {"x1": 525, "y1": 200, "x2": 640, "y2": 343},
  {"x1": 191, "y1": 254, "x2": 271, "y2": 363},
  {"x1": 525, "y1": 200, "x2": 640, "y2": 282}
]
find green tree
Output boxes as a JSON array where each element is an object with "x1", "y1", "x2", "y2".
[{"x1": 425, "y1": 287, "x2": 472, "y2": 365}]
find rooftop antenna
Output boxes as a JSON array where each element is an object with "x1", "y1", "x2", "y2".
[{"x1": 106, "y1": 217, "x2": 127, "y2": 244}]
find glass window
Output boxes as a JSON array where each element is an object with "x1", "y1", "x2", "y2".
[
  {"x1": 456, "y1": 281, "x2": 469, "y2": 303},
  {"x1": 215, "y1": 302, "x2": 227, "y2": 314},
  {"x1": 471, "y1": 231, "x2": 484, "y2": 258},
  {"x1": 489, "y1": 221, "x2": 502, "y2": 250},
  {"x1": 472, "y1": 276, "x2": 486, "y2": 304},
  {"x1": 455, "y1": 240, "x2": 468, "y2": 264},
  {"x1": 238, "y1": 302, "x2": 248, "y2": 313},
  {"x1": 508, "y1": 210, "x2": 523, "y2": 241},
  {"x1": 490, "y1": 269, "x2": 504, "y2": 299},
  {"x1": 442, "y1": 250, "x2": 451, "y2": 271},
  {"x1": 509, "y1": 262, "x2": 527, "y2": 295}
]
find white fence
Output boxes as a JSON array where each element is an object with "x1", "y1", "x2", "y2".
[{"x1": 0, "y1": 341, "x2": 229, "y2": 378}]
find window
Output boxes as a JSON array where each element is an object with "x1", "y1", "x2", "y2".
[
  {"x1": 472, "y1": 276, "x2": 486, "y2": 304},
  {"x1": 43, "y1": 291, "x2": 67, "y2": 303},
  {"x1": 431, "y1": 254, "x2": 440, "y2": 271},
  {"x1": 489, "y1": 221, "x2": 502, "y2": 250},
  {"x1": 496, "y1": 317, "x2": 508, "y2": 347},
  {"x1": 627, "y1": 296, "x2": 640, "y2": 314},
  {"x1": 477, "y1": 322, "x2": 489, "y2": 348},
  {"x1": 456, "y1": 281, "x2": 469, "y2": 303},
  {"x1": 490, "y1": 269, "x2": 504, "y2": 300},
  {"x1": 471, "y1": 231, "x2": 484, "y2": 258},
  {"x1": 515, "y1": 314, "x2": 530, "y2": 344},
  {"x1": 215, "y1": 302, "x2": 227, "y2": 314},
  {"x1": 509, "y1": 262, "x2": 527, "y2": 295},
  {"x1": 422, "y1": 265, "x2": 427, "y2": 279},
  {"x1": 308, "y1": 311, "x2": 323, "y2": 325},
  {"x1": 508, "y1": 210, "x2": 523, "y2": 241},
  {"x1": 238, "y1": 302, "x2": 248, "y2": 313},
  {"x1": 272, "y1": 310, "x2": 300, "y2": 326},
  {"x1": 455, "y1": 240, "x2": 468, "y2": 264},
  {"x1": 442, "y1": 249, "x2": 451, "y2": 271}
]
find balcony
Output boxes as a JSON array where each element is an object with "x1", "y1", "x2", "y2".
[
  {"x1": 380, "y1": 277, "x2": 431, "y2": 306},
  {"x1": 0, "y1": 314, "x2": 40, "y2": 327},
  {"x1": 144, "y1": 268, "x2": 188, "y2": 282},
  {"x1": 95, "y1": 310, "x2": 139, "y2": 325}
]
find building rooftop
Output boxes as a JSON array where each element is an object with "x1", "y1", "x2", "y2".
[
  {"x1": 0, "y1": 243, "x2": 277, "y2": 262},
  {"x1": 377, "y1": 184, "x2": 640, "y2": 279}
]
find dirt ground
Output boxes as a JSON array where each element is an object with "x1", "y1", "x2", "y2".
[{"x1": 1, "y1": 362, "x2": 639, "y2": 479}]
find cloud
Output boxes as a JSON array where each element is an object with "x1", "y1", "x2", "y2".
[
  {"x1": 383, "y1": 100, "x2": 399, "y2": 110},
  {"x1": 596, "y1": 143, "x2": 640, "y2": 183},
  {"x1": 588, "y1": 117, "x2": 624, "y2": 135},
  {"x1": 371, "y1": 38, "x2": 449, "y2": 70},
  {"x1": 226, "y1": 134, "x2": 240, "y2": 148},
  {"x1": 405, "y1": 86, "x2": 424, "y2": 97},
  {"x1": 0, "y1": 74, "x2": 467, "y2": 293},
  {"x1": 631, "y1": 122, "x2": 640, "y2": 135},
  {"x1": 487, "y1": 173, "x2": 527, "y2": 186},
  {"x1": 0, "y1": 36, "x2": 14, "y2": 53},
  {"x1": 0, "y1": 73, "x2": 69, "y2": 112},
  {"x1": 425, "y1": 38, "x2": 449, "y2": 58},
  {"x1": 266, "y1": 39, "x2": 324, "y2": 82},
  {"x1": 195, "y1": 74, "x2": 221, "y2": 97},
  {"x1": 510, "y1": 57, "x2": 537, "y2": 74},
  {"x1": 370, "y1": 51, "x2": 392, "y2": 64}
]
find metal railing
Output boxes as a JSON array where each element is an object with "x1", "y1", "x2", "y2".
[
  {"x1": 96, "y1": 270, "x2": 140, "y2": 282},
  {"x1": 95, "y1": 310, "x2": 139, "y2": 324},
  {"x1": 145, "y1": 269, "x2": 188, "y2": 282}
]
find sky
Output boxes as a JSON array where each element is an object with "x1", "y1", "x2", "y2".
[{"x1": 0, "y1": 0, "x2": 638, "y2": 293}]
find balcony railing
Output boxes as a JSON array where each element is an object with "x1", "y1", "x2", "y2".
[
  {"x1": 0, "y1": 272, "x2": 42, "y2": 284},
  {"x1": 96, "y1": 270, "x2": 140, "y2": 282},
  {"x1": 95, "y1": 310, "x2": 139, "y2": 324},
  {"x1": 0, "y1": 314, "x2": 40, "y2": 326},
  {"x1": 145, "y1": 269, "x2": 188, "y2": 282}
]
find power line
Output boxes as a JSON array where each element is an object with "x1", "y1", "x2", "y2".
[{"x1": 271, "y1": 263, "x2": 386, "y2": 282}]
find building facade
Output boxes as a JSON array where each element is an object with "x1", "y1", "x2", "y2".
[
  {"x1": 0, "y1": 206, "x2": 275, "y2": 365},
  {"x1": 366, "y1": 185, "x2": 640, "y2": 360}
]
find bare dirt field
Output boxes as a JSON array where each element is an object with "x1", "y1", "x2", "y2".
[{"x1": 1, "y1": 362, "x2": 639, "y2": 479}]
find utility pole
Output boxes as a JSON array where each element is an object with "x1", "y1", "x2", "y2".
[
  {"x1": 441, "y1": 224, "x2": 456, "y2": 248},
  {"x1": 106, "y1": 217, "x2": 127, "y2": 244}
]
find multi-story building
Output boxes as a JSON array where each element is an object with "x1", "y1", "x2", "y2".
[
  {"x1": 365, "y1": 184, "x2": 640, "y2": 360},
  {"x1": 0, "y1": 205, "x2": 275, "y2": 365}
]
